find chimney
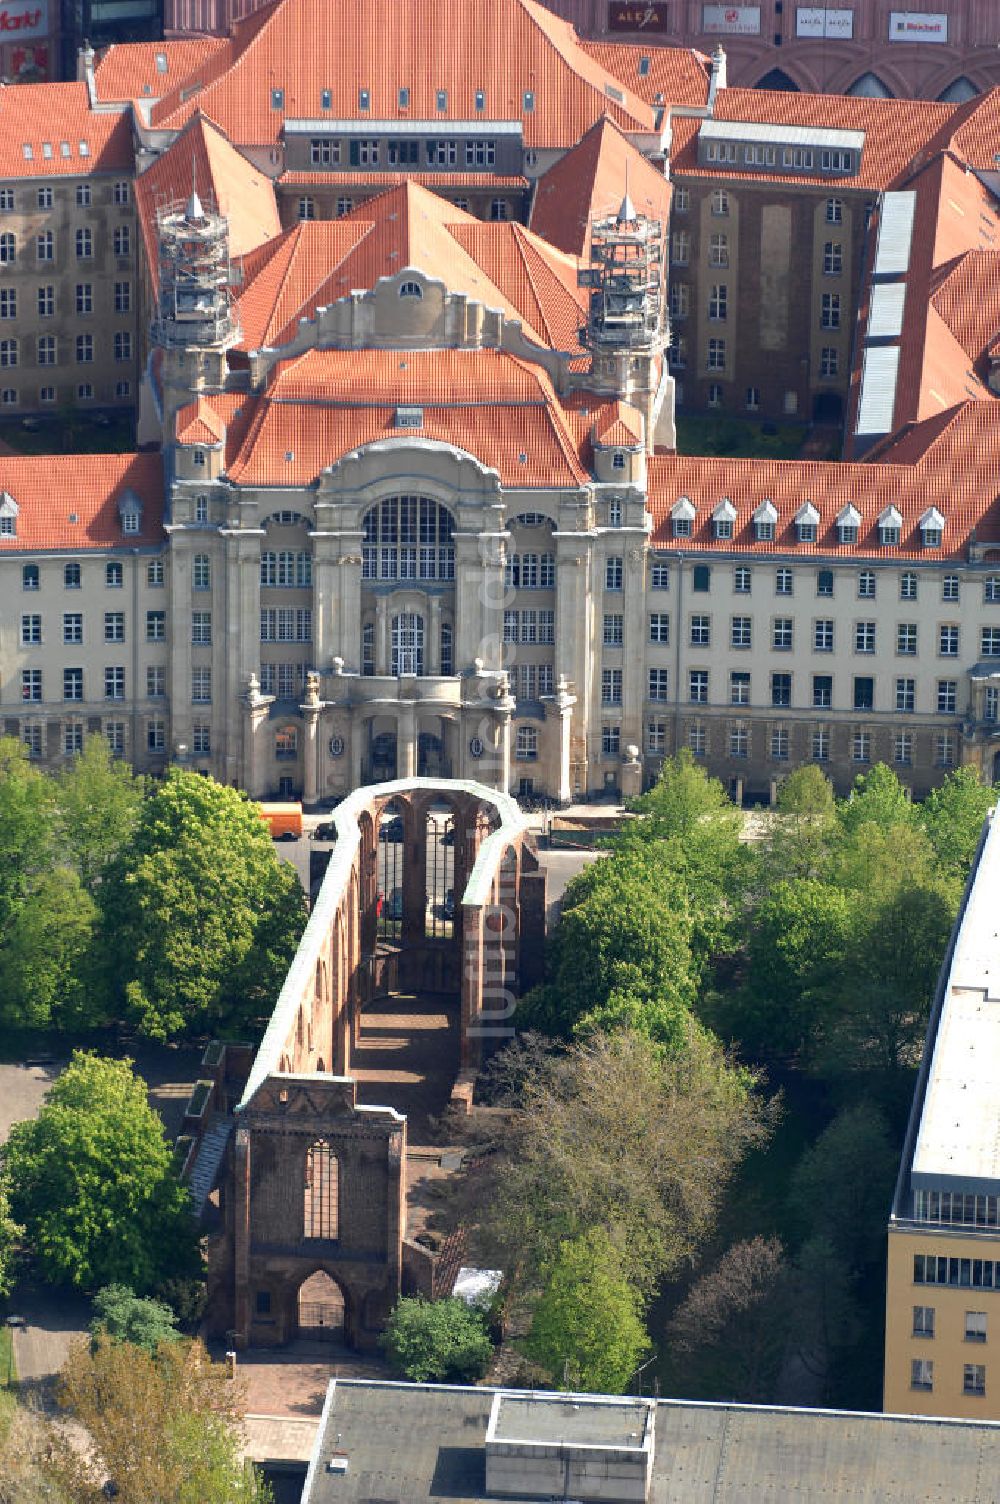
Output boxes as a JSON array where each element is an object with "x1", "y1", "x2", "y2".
[{"x1": 708, "y1": 44, "x2": 727, "y2": 114}]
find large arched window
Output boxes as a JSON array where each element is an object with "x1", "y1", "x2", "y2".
[
  {"x1": 261, "y1": 550, "x2": 312, "y2": 587},
  {"x1": 362, "y1": 496, "x2": 454, "y2": 581},
  {"x1": 304, "y1": 1139, "x2": 339, "y2": 1239},
  {"x1": 392, "y1": 613, "x2": 424, "y2": 675}
]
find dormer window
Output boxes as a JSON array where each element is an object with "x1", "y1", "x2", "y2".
[
  {"x1": 398, "y1": 87, "x2": 410, "y2": 109},
  {"x1": 753, "y1": 499, "x2": 777, "y2": 542},
  {"x1": 395, "y1": 405, "x2": 423, "y2": 428},
  {"x1": 612, "y1": 451, "x2": 626, "y2": 471},
  {"x1": 122, "y1": 512, "x2": 139, "y2": 535},
  {"x1": 475, "y1": 89, "x2": 486, "y2": 111},
  {"x1": 712, "y1": 498, "x2": 736, "y2": 541},
  {"x1": 118, "y1": 487, "x2": 142, "y2": 537},
  {"x1": 0, "y1": 490, "x2": 18, "y2": 535},
  {"x1": 878, "y1": 505, "x2": 903, "y2": 547},
  {"x1": 795, "y1": 501, "x2": 819, "y2": 543},
  {"x1": 836, "y1": 504, "x2": 861, "y2": 545},
  {"x1": 193, "y1": 449, "x2": 206, "y2": 467},
  {"x1": 436, "y1": 89, "x2": 447, "y2": 111},
  {"x1": 523, "y1": 90, "x2": 535, "y2": 112},
  {"x1": 270, "y1": 88, "x2": 284, "y2": 110},
  {"x1": 672, "y1": 496, "x2": 696, "y2": 539},
  {"x1": 359, "y1": 88, "x2": 370, "y2": 110},
  {"x1": 399, "y1": 281, "x2": 422, "y2": 299},
  {"x1": 920, "y1": 507, "x2": 945, "y2": 548}
]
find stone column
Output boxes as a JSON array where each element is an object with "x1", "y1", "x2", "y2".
[
  {"x1": 542, "y1": 677, "x2": 577, "y2": 806},
  {"x1": 300, "y1": 671, "x2": 322, "y2": 805},
  {"x1": 375, "y1": 597, "x2": 390, "y2": 676},
  {"x1": 398, "y1": 704, "x2": 417, "y2": 779},
  {"x1": 242, "y1": 674, "x2": 272, "y2": 796},
  {"x1": 428, "y1": 596, "x2": 442, "y2": 675}
]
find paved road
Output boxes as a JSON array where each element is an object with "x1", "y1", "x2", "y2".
[{"x1": 0, "y1": 1061, "x2": 60, "y2": 1147}]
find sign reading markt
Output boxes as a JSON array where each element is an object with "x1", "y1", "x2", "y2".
[{"x1": 607, "y1": 1, "x2": 670, "y2": 30}]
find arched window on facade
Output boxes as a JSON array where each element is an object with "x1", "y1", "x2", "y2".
[
  {"x1": 392, "y1": 613, "x2": 424, "y2": 675},
  {"x1": 399, "y1": 281, "x2": 423, "y2": 298},
  {"x1": 304, "y1": 1139, "x2": 339, "y2": 1239},
  {"x1": 362, "y1": 496, "x2": 454, "y2": 581}
]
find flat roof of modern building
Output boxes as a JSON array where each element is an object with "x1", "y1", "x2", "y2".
[
  {"x1": 488, "y1": 1391, "x2": 652, "y2": 1448},
  {"x1": 301, "y1": 1379, "x2": 1000, "y2": 1503},
  {"x1": 911, "y1": 807, "x2": 1000, "y2": 1195}
]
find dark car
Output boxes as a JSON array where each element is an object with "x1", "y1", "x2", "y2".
[
  {"x1": 274, "y1": 829, "x2": 299, "y2": 842},
  {"x1": 443, "y1": 888, "x2": 455, "y2": 920},
  {"x1": 312, "y1": 820, "x2": 338, "y2": 841},
  {"x1": 380, "y1": 816, "x2": 404, "y2": 842}
]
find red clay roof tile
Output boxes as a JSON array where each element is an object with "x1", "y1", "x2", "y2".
[
  {"x1": 530, "y1": 114, "x2": 670, "y2": 258},
  {"x1": 0, "y1": 84, "x2": 133, "y2": 178},
  {"x1": 0, "y1": 453, "x2": 164, "y2": 552}
]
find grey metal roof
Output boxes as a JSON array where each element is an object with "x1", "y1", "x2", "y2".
[
  {"x1": 868, "y1": 283, "x2": 907, "y2": 339},
  {"x1": 284, "y1": 119, "x2": 523, "y2": 136},
  {"x1": 856, "y1": 344, "x2": 900, "y2": 435},
  {"x1": 912, "y1": 807, "x2": 1000, "y2": 1192},
  {"x1": 873, "y1": 191, "x2": 917, "y2": 277},
  {"x1": 302, "y1": 1380, "x2": 1000, "y2": 1504},
  {"x1": 699, "y1": 118, "x2": 864, "y2": 151}
]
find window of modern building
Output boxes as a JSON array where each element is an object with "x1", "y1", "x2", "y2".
[
  {"x1": 911, "y1": 1359, "x2": 933, "y2": 1391},
  {"x1": 964, "y1": 1364, "x2": 986, "y2": 1396}
]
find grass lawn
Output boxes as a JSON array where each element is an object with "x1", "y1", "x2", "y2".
[
  {"x1": 675, "y1": 414, "x2": 837, "y2": 461},
  {"x1": 0, "y1": 1326, "x2": 16, "y2": 1388}
]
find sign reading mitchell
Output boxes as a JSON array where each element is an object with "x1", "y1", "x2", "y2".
[{"x1": 889, "y1": 10, "x2": 948, "y2": 43}]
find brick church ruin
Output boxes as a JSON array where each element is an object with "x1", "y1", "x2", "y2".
[{"x1": 185, "y1": 777, "x2": 545, "y2": 1349}]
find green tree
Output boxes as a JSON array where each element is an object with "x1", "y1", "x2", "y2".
[
  {"x1": 55, "y1": 1335, "x2": 271, "y2": 1504},
  {"x1": 518, "y1": 848, "x2": 697, "y2": 1048},
  {"x1": 525, "y1": 1229, "x2": 648, "y2": 1394},
  {"x1": 728, "y1": 878, "x2": 853, "y2": 1062},
  {"x1": 0, "y1": 1177, "x2": 22, "y2": 1301},
  {"x1": 458, "y1": 1027, "x2": 774, "y2": 1299},
  {"x1": 3, "y1": 1052, "x2": 198, "y2": 1293},
  {"x1": 91, "y1": 1285, "x2": 181, "y2": 1354},
  {"x1": 626, "y1": 748, "x2": 738, "y2": 841},
  {"x1": 837, "y1": 763, "x2": 916, "y2": 837},
  {"x1": 787, "y1": 1104, "x2": 899, "y2": 1272},
  {"x1": 764, "y1": 764, "x2": 837, "y2": 882},
  {"x1": 99, "y1": 770, "x2": 306, "y2": 1039},
  {"x1": 54, "y1": 734, "x2": 145, "y2": 892},
  {"x1": 919, "y1": 767, "x2": 998, "y2": 883},
  {"x1": 381, "y1": 1297, "x2": 492, "y2": 1384},
  {"x1": 666, "y1": 1236, "x2": 790, "y2": 1403}
]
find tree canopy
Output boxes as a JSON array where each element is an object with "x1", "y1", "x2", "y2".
[
  {"x1": 90, "y1": 1284, "x2": 182, "y2": 1354},
  {"x1": 525, "y1": 1228, "x2": 649, "y2": 1394},
  {"x1": 2, "y1": 1051, "x2": 198, "y2": 1293},
  {"x1": 99, "y1": 770, "x2": 306, "y2": 1039},
  {"x1": 382, "y1": 1297, "x2": 493, "y2": 1384}
]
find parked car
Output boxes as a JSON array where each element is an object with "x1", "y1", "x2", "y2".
[
  {"x1": 380, "y1": 816, "x2": 404, "y2": 842},
  {"x1": 312, "y1": 820, "x2": 338, "y2": 840}
]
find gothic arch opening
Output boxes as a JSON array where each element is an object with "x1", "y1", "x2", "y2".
[
  {"x1": 755, "y1": 68, "x2": 800, "y2": 93},
  {"x1": 303, "y1": 1138, "x2": 339, "y2": 1240},
  {"x1": 297, "y1": 1270, "x2": 345, "y2": 1341},
  {"x1": 848, "y1": 72, "x2": 892, "y2": 98},
  {"x1": 425, "y1": 797, "x2": 456, "y2": 940},
  {"x1": 938, "y1": 77, "x2": 977, "y2": 103}
]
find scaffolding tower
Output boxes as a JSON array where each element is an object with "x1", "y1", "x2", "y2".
[
  {"x1": 151, "y1": 189, "x2": 238, "y2": 349},
  {"x1": 578, "y1": 194, "x2": 665, "y2": 356}
]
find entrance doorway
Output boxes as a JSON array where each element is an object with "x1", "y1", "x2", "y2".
[
  {"x1": 418, "y1": 731, "x2": 446, "y2": 777},
  {"x1": 297, "y1": 1270, "x2": 345, "y2": 1340}
]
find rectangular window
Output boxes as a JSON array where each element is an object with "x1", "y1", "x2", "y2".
[
  {"x1": 603, "y1": 613, "x2": 623, "y2": 647},
  {"x1": 601, "y1": 668, "x2": 622, "y2": 706},
  {"x1": 964, "y1": 1364, "x2": 986, "y2": 1396},
  {"x1": 23, "y1": 723, "x2": 42, "y2": 757},
  {"x1": 192, "y1": 611, "x2": 212, "y2": 646},
  {"x1": 858, "y1": 570, "x2": 876, "y2": 598},
  {"x1": 709, "y1": 233, "x2": 728, "y2": 268},
  {"x1": 853, "y1": 675, "x2": 874, "y2": 711},
  {"x1": 821, "y1": 292, "x2": 841, "y2": 329},
  {"x1": 605, "y1": 556, "x2": 623, "y2": 591},
  {"x1": 772, "y1": 618, "x2": 793, "y2": 650},
  {"x1": 855, "y1": 621, "x2": 875, "y2": 654},
  {"x1": 193, "y1": 723, "x2": 211, "y2": 755},
  {"x1": 734, "y1": 566, "x2": 751, "y2": 594},
  {"x1": 771, "y1": 672, "x2": 791, "y2": 708},
  {"x1": 147, "y1": 559, "x2": 164, "y2": 588},
  {"x1": 770, "y1": 726, "x2": 789, "y2": 760},
  {"x1": 63, "y1": 667, "x2": 83, "y2": 701},
  {"x1": 20, "y1": 613, "x2": 41, "y2": 645},
  {"x1": 648, "y1": 668, "x2": 669, "y2": 702},
  {"x1": 775, "y1": 567, "x2": 793, "y2": 596},
  {"x1": 852, "y1": 728, "x2": 871, "y2": 763},
  {"x1": 817, "y1": 569, "x2": 834, "y2": 597},
  {"x1": 965, "y1": 1312, "x2": 987, "y2": 1343},
  {"x1": 114, "y1": 331, "x2": 132, "y2": 362},
  {"x1": 147, "y1": 666, "x2": 165, "y2": 698},
  {"x1": 897, "y1": 623, "x2": 918, "y2": 656},
  {"x1": 894, "y1": 731, "x2": 913, "y2": 765},
  {"x1": 814, "y1": 619, "x2": 834, "y2": 652},
  {"x1": 104, "y1": 611, "x2": 124, "y2": 643},
  {"x1": 813, "y1": 674, "x2": 832, "y2": 709},
  {"x1": 823, "y1": 241, "x2": 843, "y2": 276},
  {"x1": 647, "y1": 720, "x2": 666, "y2": 755},
  {"x1": 896, "y1": 677, "x2": 915, "y2": 713},
  {"x1": 935, "y1": 734, "x2": 956, "y2": 768},
  {"x1": 688, "y1": 722, "x2": 706, "y2": 755},
  {"x1": 708, "y1": 284, "x2": 728, "y2": 321},
  {"x1": 812, "y1": 727, "x2": 830, "y2": 761},
  {"x1": 76, "y1": 284, "x2": 92, "y2": 315},
  {"x1": 901, "y1": 571, "x2": 918, "y2": 600},
  {"x1": 21, "y1": 668, "x2": 42, "y2": 701},
  {"x1": 690, "y1": 614, "x2": 711, "y2": 646},
  {"x1": 147, "y1": 719, "x2": 166, "y2": 752},
  {"x1": 820, "y1": 346, "x2": 839, "y2": 378},
  {"x1": 912, "y1": 1305, "x2": 935, "y2": 1339},
  {"x1": 689, "y1": 670, "x2": 708, "y2": 704},
  {"x1": 309, "y1": 139, "x2": 340, "y2": 165},
  {"x1": 63, "y1": 612, "x2": 83, "y2": 644},
  {"x1": 113, "y1": 226, "x2": 130, "y2": 257},
  {"x1": 730, "y1": 670, "x2": 750, "y2": 706},
  {"x1": 939, "y1": 624, "x2": 959, "y2": 657},
  {"x1": 731, "y1": 615, "x2": 752, "y2": 649},
  {"x1": 942, "y1": 574, "x2": 960, "y2": 602},
  {"x1": 76, "y1": 334, "x2": 93, "y2": 363},
  {"x1": 650, "y1": 562, "x2": 670, "y2": 590},
  {"x1": 707, "y1": 337, "x2": 726, "y2": 370},
  {"x1": 937, "y1": 679, "x2": 957, "y2": 714},
  {"x1": 602, "y1": 724, "x2": 621, "y2": 757},
  {"x1": 104, "y1": 666, "x2": 125, "y2": 700},
  {"x1": 670, "y1": 231, "x2": 690, "y2": 266},
  {"x1": 0, "y1": 288, "x2": 16, "y2": 319},
  {"x1": 911, "y1": 1359, "x2": 933, "y2": 1392},
  {"x1": 649, "y1": 613, "x2": 670, "y2": 644},
  {"x1": 63, "y1": 723, "x2": 83, "y2": 756},
  {"x1": 984, "y1": 575, "x2": 1000, "y2": 603},
  {"x1": 669, "y1": 282, "x2": 690, "y2": 320},
  {"x1": 146, "y1": 610, "x2": 165, "y2": 642},
  {"x1": 192, "y1": 667, "x2": 212, "y2": 704},
  {"x1": 981, "y1": 627, "x2": 1000, "y2": 657},
  {"x1": 729, "y1": 722, "x2": 749, "y2": 758}
]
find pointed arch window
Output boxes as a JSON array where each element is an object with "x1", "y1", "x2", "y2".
[{"x1": 304, "y1": 1139, "x2": 339, "y2": 1239}]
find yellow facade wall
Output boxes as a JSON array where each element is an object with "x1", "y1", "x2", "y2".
[{"x1": 885, "y1": 1226, "x2": 1000, "y2": 1420}]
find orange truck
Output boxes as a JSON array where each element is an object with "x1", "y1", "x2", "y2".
[{"x1": 257, "y1": 801, "x2": 303, "y2": 839}]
